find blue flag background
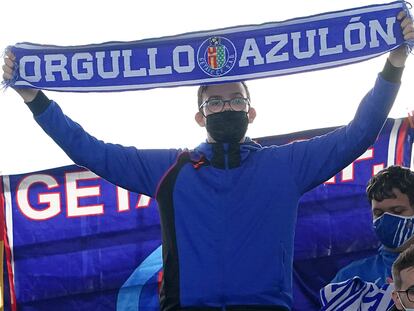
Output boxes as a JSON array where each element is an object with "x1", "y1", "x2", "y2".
[{"x1": 1, "y1": 117, "x2": 413, "y2": 311}]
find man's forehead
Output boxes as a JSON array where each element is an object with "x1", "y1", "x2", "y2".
[
  {"x1": 401, "y1": 266, "x2": 414, "y2": 287},
  {"x1": 204, "y1": 82, "x2": 246, "y2": 97},
  {"x1": 371, "y1": 188, "x2": 411, "y2": 210}
]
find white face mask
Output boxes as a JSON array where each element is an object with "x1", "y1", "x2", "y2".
[{"x1": 398, "y1": 292, "x2": 414, "y2": 311}]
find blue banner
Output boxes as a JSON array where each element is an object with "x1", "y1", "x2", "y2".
[
  {"x1": 1, "y1": 117, "x2": 413, "y2": 310},
  {"x1": 5, "y1": 1, "x2": 411, "y2": 92}
]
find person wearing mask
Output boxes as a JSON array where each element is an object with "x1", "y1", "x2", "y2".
[
  {"x1": 2, "y1": 11, "x2": 413, "y2": 311},
  {"x1": 332, "y1": 166, "x2": 414, "y2": 287}
]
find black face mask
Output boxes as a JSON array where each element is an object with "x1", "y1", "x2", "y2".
[{"x1": 206, "y1": 111, "x2": 249, "y2": 143}]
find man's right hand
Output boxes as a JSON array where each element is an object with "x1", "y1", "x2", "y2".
[{"x1": 2, "y1": 51, "x2": 39, "y2": 102}]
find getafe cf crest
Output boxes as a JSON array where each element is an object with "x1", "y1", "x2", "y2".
[{"x1": 197, "y1": 36, "x2": 236, "y2": 77}]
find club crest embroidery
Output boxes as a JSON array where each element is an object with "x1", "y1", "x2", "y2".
[{"x1": 197, "y1": 36, "x2": 236, "y2": 77}]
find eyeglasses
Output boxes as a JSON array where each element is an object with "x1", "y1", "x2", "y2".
[
  {"x1": 397, "y1": 287, "x2": 414, "y2": 302},
  {"x1": 200, "y1": 97, "x2": 250, "y2": 116}
]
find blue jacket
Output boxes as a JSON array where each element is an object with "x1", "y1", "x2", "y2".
[
  {"x1": 33, "y1": 75, "x2": 399, "y2": 310},
  {"x1": 331, "y1": 247, "x2": 399, "y2": 286}
]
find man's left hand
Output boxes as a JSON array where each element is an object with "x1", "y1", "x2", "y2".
[{"x1": 388, "y1": 10, "x2": 414, "y2": 67}]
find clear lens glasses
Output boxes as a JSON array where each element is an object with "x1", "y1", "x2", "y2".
[
  {"x1": 398, "y1": 287, "x2": 414, "y2": 302},
  {"x1": 200, "y1": 97, "x2": 250, "y2": 116}
]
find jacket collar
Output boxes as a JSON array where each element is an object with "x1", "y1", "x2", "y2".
[
  {"x1": 191, "y1": 137, "x2": 262, "y2": 169},
  {"x1": 379, "y1": 246, "x2": 401, "y2": 268}
]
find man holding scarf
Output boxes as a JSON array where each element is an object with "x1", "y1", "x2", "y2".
[{"x1": 2, "y1": 11, "x2": 413, "y2": 311}]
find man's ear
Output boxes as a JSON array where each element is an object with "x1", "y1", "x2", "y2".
[
  {"x1": 248, "y1": 107, "x2": 257, "y2": 124},
  {"x1": 195, "y1": 111, "x2": 206, "y2": 127},
  {"x1": 392, "y1": 290, "x2": 403, "y2": 310}
]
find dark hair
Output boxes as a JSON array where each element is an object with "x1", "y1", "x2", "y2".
[
  {"x1": 366, "y1": 165, "x2": 414, "y2": 206},
  {"x1": 197, "y1": 81, "x2": 251, "y2": 109},
  {"x1": 392, "y1": 244, "x2": 414, "y2": 289}
]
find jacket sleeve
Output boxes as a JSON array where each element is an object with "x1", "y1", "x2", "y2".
[
  {"x1": 290, "y1": 73, "x2": 400, "y2": 194},
  {"x1": 32, "y1": 98, "x2": 180, "y2": 197}
]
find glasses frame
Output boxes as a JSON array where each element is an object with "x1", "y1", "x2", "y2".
[
  {"x1": 199, "y1": 97, "x2": 250, "y2": 117},
  {"x1": 397, "y1": 287, "x2": 414, "y2": 303}
]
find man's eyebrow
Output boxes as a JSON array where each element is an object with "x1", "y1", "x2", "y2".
[
  {"x1": 388, "y1": 205, "x2": 408, "y2": 210},
  {"x1": 230, "y1": 92, "x2": 244, "y2": 97},
  {"x1": 207, "y1": 92, "x2": 244, "y2": 100},
  {"x1": 373, "y1": 205, "x2": 407, "y2": 212}
]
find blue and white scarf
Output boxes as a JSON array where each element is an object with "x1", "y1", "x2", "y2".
[
  {"x1": 4, "y1": 1, "x2": 413, "y2": 92},
  {"x1": 320, "y1": 277, "x2": 395, "y2": 311}
]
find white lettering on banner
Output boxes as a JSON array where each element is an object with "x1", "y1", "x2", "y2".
[
  {"x1": 44, "y1": 54, "x2": 70, "y2": 81},
  {"x1": 265, "y1": 34, "x2": 289, "y2": 63},
  {"x1": 117, "y1": 186, "x2": 130, "y2": 212},
  {"x1": 173, "y1": 45, "x2": 195, "y2": 73},
  {"x1": 373, "y1": 163, "x2": 385, "y2": 175},
  {"x1": 116, "y1": 187, "x2": 150, "y2": 211},
  {"x1": 369, "y1": 17, "x2": 396, "y2": 48},
  {"x1": 96, "y1": 50, "x2": 121, "y2": 79},
  {"x1": 318, "y1": 28, "x2": 343, "y2": 56},
  {"x1": 237, "y1": 16, "x2": 396, "y2": 67},
  {"x1": 18, "y1": 15, "x2": 397, "y2": 82},
  {"x1": 239, "y1": 38, "x2": 265, "y2": 67},
  {"x1": 342, "y1": 148, "x2": 374, "y2": 181},
  {"x1": 148, "y1": 48, "x2": 172, "y2": 76},
  {"x1": 122, "y1": 50, "x2": 147, "y2": 77},
  {"x1": 15, "y1": 171, "x2": 152, "y2": 220},
  {"x1": 19, "y1": 55, "x2": 42, "y2": 82},
  {"x1": 136, "y1": 194, "x2": 151, "y2": 208},
  {"x1": 344, "y1": 17, "x2": 367, "y2": 52},
  {"x1": 65, "y1": 171, "x2": 104, "y2": 217},
  {"x1": 325, "y1": 148, "x2": 375, "y2": 184},
  {"x1": 292, "y1": 30, "x2": 316, "y2": 59},
  {"x1": 17, "y1": 174, "x2": 61, "y2": 220},
  {"x1": 72, "y1": 52, "x2": 94, "y2": 80}
]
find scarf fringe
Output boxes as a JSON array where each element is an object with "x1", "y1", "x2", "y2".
[
  {"x1": 1, "y1": 46, "x2": 19, "y2": 91},
  {"x1": 403, "y1": 1, "x2": 414, "y2": 54}
]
